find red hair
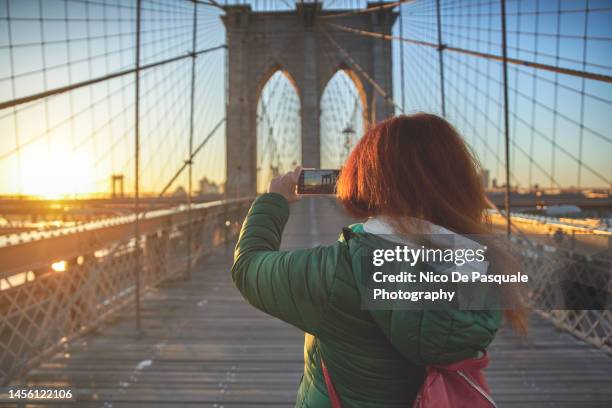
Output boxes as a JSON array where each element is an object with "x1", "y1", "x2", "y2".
[{"x1": 337, "y1": 113, "x2": 527, "y2": 334}]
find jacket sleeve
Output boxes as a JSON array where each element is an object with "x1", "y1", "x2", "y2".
[{"x1": 231, "y1": 193, "x2": 341, "y2": 335}]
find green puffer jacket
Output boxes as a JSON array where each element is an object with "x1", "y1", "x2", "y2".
[{"x1": 232, "y1": 193, "x2": 501, "y2": 407}]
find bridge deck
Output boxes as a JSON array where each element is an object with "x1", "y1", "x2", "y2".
[{"x1": 17, "y1": 198, "x2": 612, "y2": 407}]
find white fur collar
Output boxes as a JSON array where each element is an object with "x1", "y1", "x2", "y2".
[{"x1": 363, "y1": 216, "x2": 489, "y2": 275}]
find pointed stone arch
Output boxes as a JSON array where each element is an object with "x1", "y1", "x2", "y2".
[
  {"x1": 320, "y1": 68, "x2": 367, "y2": 168},
  {"x1": 255, "y1": 69, "x2": 301, "y2": 192},
  {"x1": 255, "y1": 63, "x2": 300, "y2": 106},
  {"x1": 320, "y1": 64, "x2": 370, "y2": 130}
]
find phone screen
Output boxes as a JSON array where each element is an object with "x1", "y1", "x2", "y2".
[{"x1": 297, "y1": 169, "x2": 340, "y2": 194}]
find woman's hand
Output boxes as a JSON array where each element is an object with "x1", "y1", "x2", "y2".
[{"x1": 268, "y1": 166, "x2": 302, "y2": 203}]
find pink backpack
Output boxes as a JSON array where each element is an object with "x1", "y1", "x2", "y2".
[{"x1": 321, "y1": 353, "x2": 497, "y2": 408}]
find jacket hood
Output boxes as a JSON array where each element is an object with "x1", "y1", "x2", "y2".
[{"x1": 362, "y1": 216, "x2": 490, "y2": 277}]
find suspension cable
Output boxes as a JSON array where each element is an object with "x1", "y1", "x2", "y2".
[
  {"x1": 320, "y1": 0, "x2": 414, "y2": 19},
  {"x1": 0, "y1": 45, "x2": 226, "y2": 111},
  {"x1": 319, "y1": 25, "x2": 402, "y2": 113},
  {"x1": 325, "y1": 22, "x2": 612, "y2": 84},
  {"x1": 159, "y1": 117, "x2": 225, "y2": 197}
]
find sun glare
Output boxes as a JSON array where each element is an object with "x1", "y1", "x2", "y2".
[{"x1": 20, "y1": 142, "x2": 94, "y2": 199}]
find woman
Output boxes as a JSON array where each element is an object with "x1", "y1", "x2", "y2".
[{"x1": 231, "y1": 114, "x2": 526, "y2": 407}]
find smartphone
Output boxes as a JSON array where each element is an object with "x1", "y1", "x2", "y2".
[{"x1": 297, "y1": 169, "x2": 340, "y2": 194}]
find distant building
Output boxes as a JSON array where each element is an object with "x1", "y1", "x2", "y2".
[
  {"x1": 198, "y1": 177, "x2": 220, "y2": 195},
  {"x1": 481, "y1": 169, "x2": 490, "y2": 189},
  {"x1": 172, "y1": 186, "x2": 187, "y2": 198}
]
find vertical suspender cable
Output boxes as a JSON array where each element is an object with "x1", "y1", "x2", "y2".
[
  {"x1": 577, "y1": 0, "x2": 589, "y2": 189},
  {"x1": 186, "y1": 0, "x2": 198, "y2": 280},
  {"x1": 224, "y1": 21, "x2": 230, "y2": 201},
  {"x1": 435, "y1": 0, "x2": 446, "y2": 117},
  {"x1": 399, "y1": 2, "x2": 405, "y2": 113},
  {"x1": 500, "y1": 0, "x2": 511, "y2": 237},
  {"x1": 6, "y1": 2, "x2": 23, "y2": 196},
  {"x1": 550, "y1": 0, "x2": 561, "y2": 190},
  {"x1": 134, "y1": 0, "x2": 142, "y2": 333}
]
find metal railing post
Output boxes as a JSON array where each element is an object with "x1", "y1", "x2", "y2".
[
  {"x1": 186, "y1": 0, "x2": 198, "y2": 280},
  {"x1": 133, "y1": 0, "x2": 142, "y2": 333},
  {"x1": 500, "y1": 0, "x2": 512, "y2": 237},
  {"x1": 435, "y1": 0, "x2": 446, "y2": 117},
  {"x1": 224, "y1": 203, "x2": 230, "y2": 256}
]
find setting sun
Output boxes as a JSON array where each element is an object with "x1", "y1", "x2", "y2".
[{"x1": 20, "y1": 141, "x2": 95, "y2": 199}]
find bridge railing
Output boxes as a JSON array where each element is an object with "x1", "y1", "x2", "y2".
[
  {"x1": 0, "y1": 197, "x2": 252, "y2": 385},
  {"x1": 512, "y1": 233, "x2": 612, "y2": 354}
]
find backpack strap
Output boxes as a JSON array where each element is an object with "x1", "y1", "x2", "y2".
[
  {"x1": 316, "y1": 336, "x2": 343, "y2": 407},
  {"x1": 321, "y1": 357, "x2": 343, "y2": 408}
]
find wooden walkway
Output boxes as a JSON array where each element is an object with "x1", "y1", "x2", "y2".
[{"x1": 15, "y1": 197, "x2": 612, "y2": 407}]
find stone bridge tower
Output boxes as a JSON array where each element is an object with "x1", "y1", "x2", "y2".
[{"x1": 222, "y1": 2, "x2": 397, "y2": 197}]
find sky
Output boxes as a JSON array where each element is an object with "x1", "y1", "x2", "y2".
[
  {"x1": 0, "y1": 0, "x2": 610, "y2": 198},
  {"x1": 394, "y1": 0, "x2": 612, "y2": 191}
]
